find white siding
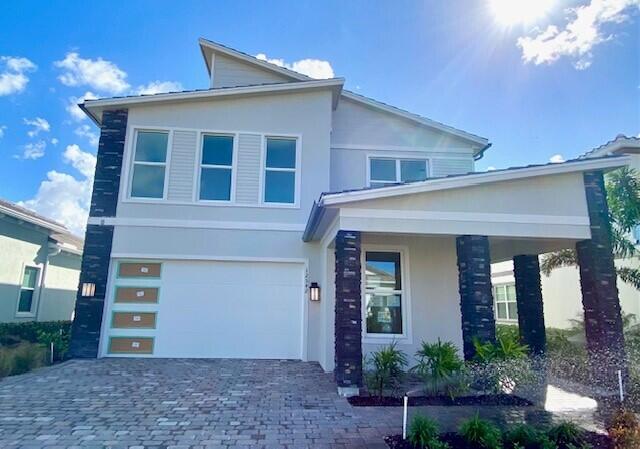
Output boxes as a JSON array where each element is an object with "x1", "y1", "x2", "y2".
[
  {"x1": 167, "y1": 131, "x2": 197, "y2": 202},
  {"x1": 432, "y1": 158, "x2": 474, "y2": 178},
  {"x1": 213, "y1": 54, "x2": 291, "y2": 88},
  {"x1": 235, "y1": 133, "x2": 262, "y2": 204}
]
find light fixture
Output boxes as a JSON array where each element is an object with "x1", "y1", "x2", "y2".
[
  {"x1": 309, "y1": 282, "x2": 320, "y2": 301},
  {"x1": 81, "y1": 282, "x2": 96, "y2": 297}
]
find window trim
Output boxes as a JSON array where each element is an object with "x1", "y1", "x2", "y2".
[
  {"x1": 15, "y1": 264, "x2": 41, "y2": 317},
  {"x1": 361, "y1": 244, "x2": 412, "y2": 343},
  {"x1": 366, "y1": 153, "x2": 430, "y2": 187},
  {"x1": 195, "y1": 132, "x2": 238, "y2": 203},
  {"x1": 127, "y1": 128, "x2": 172, "y2": 201},
  {"x1": 493, "y1": 283, "x2": 518, "y2": 323},
  {"x1": 259, "y1": 134, "x2": 302, "y2": 208}
]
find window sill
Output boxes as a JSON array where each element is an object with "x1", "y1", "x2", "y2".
[
  {"x1": 363, "y1": 333, "x2": 412, "y2": 345},
  {"x1": 15, "y1": 312, "x2": 35, "y2": 318}
]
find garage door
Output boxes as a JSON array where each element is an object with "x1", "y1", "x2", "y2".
[{"x1": 106, "y1": 260, "x2": 305, "y2": 359}]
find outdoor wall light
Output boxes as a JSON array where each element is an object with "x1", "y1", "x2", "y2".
[
  {"x1": 81, "y1": 282, "x2": 96, "y2": 297},
  {"x1": 309, "y1": 282, "x2": 321, "y2": 301}
]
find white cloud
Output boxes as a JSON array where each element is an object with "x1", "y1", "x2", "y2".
[
  {"x1": 0, "y1": 125, "x2": 6, "y2": 138},
  {"x1": 66, "y1": 91, "x2": 98, "y2": 121},
  {"x1": 23, "y1": 117, "x2": 50, "y2": 137},
  {"x1": 256, "y1": 53, "x2": 334, "y2": 79},
  {"x1": 19, "y1": 144, "x2": 96, "y2": 235},
  {"x1": 135, "y1": 80, "x2": 183, "y2": 95},
  {"x1": 0, "y1": 56, "x2": 36, "y2": 96},
  {"x1": 550, "y1": 154, "x2": 565, "y2": 163},
  {"x1": 54, "y1": 52, "x2": 130, "y2": 93},
  {"x1": 74, "y1": 124, "x2": 99, "y2": 147},
  {"x1": 517, "y1": 0, "x2": 640, "y2": 69},
  {"x1": 17, "y1": 140, "x2": 46, "y2": 160},
  {"x1": 487, "y1": 166, "x2": 497, "y2": 171},
  {"x1": 51, "y1": 138, "x2": 58, "y2": 145}
]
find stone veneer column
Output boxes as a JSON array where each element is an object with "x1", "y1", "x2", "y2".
[
  {"x1": 513, "y1": 255, "x2": 546, "y2": 355},
  {"x1": 69, "y1": 109, "x2": 128, "y2": 358},
  {"x1": 334, "y1": 230, "x2": 362, "y2": 395},
  {"x1": 456, "y1": 235, "x2": 496, "y2": 360},
  {"x1": 576, "y1": 170, "x2": 626, "y2": 382}
]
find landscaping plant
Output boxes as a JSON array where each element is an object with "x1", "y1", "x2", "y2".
[
  {"x1": 459, "y1": 414, "x2": 503, "y2": 449},
  {"x1": 364, "y1": 341, "x2": 408, "y2": 399},
  {"x1": 548, "y1": 422, "x2": 588, "y2": 449},
  {"x1": 407, "y1": 414, "x2": 449, "y2": 449},
  {"x1": 411, "y1": 339, "x2": 465, "y2": 397},
  {"x1": 503, "y1": 424, "x2": 554, "y2": 449},
  {"x1": 606, "y1": 408, "x2": 640, "y2": 449}
]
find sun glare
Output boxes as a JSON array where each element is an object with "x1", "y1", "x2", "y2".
[{"x1": 490, "y1": 0, "x2": 555, "y2": 25}]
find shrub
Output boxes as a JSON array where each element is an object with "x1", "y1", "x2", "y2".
[
  {"x1": 459, "y1": 414, "x2": 502, "y2": 449},
  {"x1": 0, "y1": 321, "x2": 71, "y2": 346},
  {"x1": 474, "y1": 335, "x2": 529, "y2": 362},
  {"x1": 606, "y1": 408, "x2": 640, "y2": 449},
  {"x1": 0, "y1": 343, "x2": 47, "y2": 377},
  {"x1": 548, "y1": 422, "x2": 586, "y2": 448},
  {"x1": 364, "y1": 341, "x2": 408, "y2": 399},
  {"x1": 37, "y1": 329, "x2": 70, "y2": 362},
  {"x1": 503, "y1": 424, "x2": 554, "y2": 449},
  {"x1": 407, "y1": 414, "x2": 449, "y2": 449},
  {"x1": 412, "y1": 339, "x2": 465, "y2": 397}
]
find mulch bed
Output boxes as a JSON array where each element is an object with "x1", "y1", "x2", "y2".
[
  {"x1": 385, "y1": 432, "x2": 614, "y2": 449},
  {"x1": 348, "y1": 394, "x2": 533, "y2": 407}
]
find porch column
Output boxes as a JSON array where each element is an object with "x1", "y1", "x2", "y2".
[
  {"x1": 456, "y1": 235, "x2": 496, "y2": 360},
  {"x1": 513, "y1": 255, "x2": 546, "y2": 355},
  {"x1": 576, "y1": 170, "x2": 626, "y2": 382},
  {"x1": 334, "y1": 230, "x2": 363, "y2": 396}
]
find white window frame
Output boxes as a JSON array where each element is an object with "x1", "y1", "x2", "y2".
[
  {"x1": 15, "y1": 264, "x2": 41, "y2": 317},
  {"x1": 361, "y1": 245, "x2": 412, "y2": 343},
  {"x1": 127, "y1": 128, "x2": 172, "y2": 201},
  {"x1": 493, "y1": 283, "x2": 518, "y2": 322},
  {"x1": 366, "y1": 154, "x2": 430, "y2": 187},
  {"x1": 260, "y1": 135, "x2": 301, "y2": 208},
  {"x1": 195, "y1": 132, "x2": 237, "y2": 203}
]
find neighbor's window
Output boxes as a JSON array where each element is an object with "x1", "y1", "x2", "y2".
[
  {"x1": 365, "y1": 251, "x2": 403, "y2": 335},
  {"x1": 199, "y1": 134, "x2": 234, "y2": 201},
  {"x1": 17, "y1": 266, "x2": 39, "y2": 314},
  {"x1": 130, "y1": 130, "x2": 169, "y2": 199},
  {"x1": 369, "y1": 158, "x2": 428, "y2": 188},
  {"x1": 494, "y1": 284, "x2": 518, "y2": 321},
  {"x1": 264, "y1": 137, "x2": 296, "y2": 204}
]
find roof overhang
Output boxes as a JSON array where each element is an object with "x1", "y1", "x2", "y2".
[
  {"x1": 80, "y1": 78, "x2": 345, "y2": 125},
  {"x1": 581, "y1": 135, "x2": 640, "y2": 158},
  {"x1": 0, "y1": 202, "x2": 68, "y2": 235}
]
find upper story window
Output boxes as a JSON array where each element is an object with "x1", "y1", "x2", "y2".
[
  {"x1": 364, "y1": 251, "x2": 405, "y2": 336},
  {"x1": 17, "y1": 266, "x2": 39, "y2": 315},
  {"x1": 369, "y1": 157, "x2": 429, "y2": 188},
  {"x1": 263, "y1": 137, "x2": 297, "y2": 205},
  {"x1": 130, "y1": 130, "x2": 169, "y2": 199},
  {"x1": 199, "y1": 134, "x2": 234, "y2": 201},
  {"x1": 494, "y1": 283, "x2": 518, "y2": 322}
]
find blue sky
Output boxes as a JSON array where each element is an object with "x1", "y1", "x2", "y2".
[{"x1": 0, "y1": 0, "x2": 638, "y2": 235}]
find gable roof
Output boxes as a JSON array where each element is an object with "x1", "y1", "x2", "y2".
[
  {"x1": 580, "y1": 134, "x2": 640, "y2": 159},
  {"x1": 199, "y1": 38, "x2": 490, "y2": 156}
]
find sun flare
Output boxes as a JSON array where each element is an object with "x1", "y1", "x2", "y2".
[{"x1": 489, "y1": 0, "x2": 555, "y2": 25}]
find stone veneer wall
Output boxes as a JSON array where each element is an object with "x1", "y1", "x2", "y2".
[
  {"x1": 513, "y1": 254, "x2": 546, "y2": 355},
  {"x1": 69, "y1": 109, "x2": 128, "y2": 358},
  {"x1": 334, "y1": 230, "x2": 363, "y2": 388},
  {"x1": 456, "y1": 235, "x2": 496, "y2": 360}
]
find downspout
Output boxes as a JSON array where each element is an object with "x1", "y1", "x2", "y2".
[
  {"x1": 34, "y1": 241, "x2": 61, "y2": 321},
  {"x1": 474, "y1": 143, "x2": 493, "y2": 162}
]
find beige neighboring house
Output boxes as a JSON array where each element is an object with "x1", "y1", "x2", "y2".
[
  {"x1": 492, "y1": 135, "x2": 640, "y2": 329},
  {"x1": 0, "y1": 199, "x2": 83, "y2": 323}
]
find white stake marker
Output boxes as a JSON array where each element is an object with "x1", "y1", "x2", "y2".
[{"x1": 402, "y1": 395, "x2": 408, "y2": 439}]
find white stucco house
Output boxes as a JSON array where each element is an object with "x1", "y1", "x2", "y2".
[
  {"x1": 492, "y1": 136, "x2": 640, "y2": 330},
  {"x1": 69, "y1": 38, "x2": 630, "y2": 395},
  {"x1": 0, "y1": 199, "x2": 83, "y2": 323}
]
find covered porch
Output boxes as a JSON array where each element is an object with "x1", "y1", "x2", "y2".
[{"x1": 303, "y1": 156, "x2": 630, "y2": 396}]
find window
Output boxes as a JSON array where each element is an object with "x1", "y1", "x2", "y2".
[
  {"x1": 17, "y1": 266, "x2": 39, "y2": 314},
  {"x1": 364, "y1": 251, "x2": 404, "y2": 335},
  {"x1": 494, "y1": 284, "x2": 518, "y2": 321},
  {"x1": 264, "y1": 137, "x2": 297, "y2": 204},
  {"x1": 369, "y1": 157, "x2": 428, "y2": 188},
  {"x1": 199, "y1": 134, "x2": 234, "y2": 201},
  {"x1": 130, "y1": 130, "x2": 169, "y2": 199}
]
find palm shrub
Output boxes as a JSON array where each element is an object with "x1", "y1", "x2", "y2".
[
  {"x1": 364, "y1": 341, "x2": 408, "y2": 399},
  {"x1": 459, "y1": 414, "x2": 502, "y2": 449},
  {"x1": 503, "y1": 424, "x2": 554, "y2": 449},
  {"x1": 412, "y1": 339, "x2": 465, "y2": 397},
  {"x1": 407, "y1": 414, "x2": 450, "y2": 449},
  {"x1": 548, "y1": 422, "x2": 587, "y2": 448}
]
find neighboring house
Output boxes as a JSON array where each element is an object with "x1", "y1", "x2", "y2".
[
  {"x1": 0, "y1": 199, "x2": 83, "y2": 323},
  {"x1": 492, "y1": 135, "x2": 640, "y2": 330},
  {"x1": 70, "y1": 38, "x2": 630, "y2": 395}
]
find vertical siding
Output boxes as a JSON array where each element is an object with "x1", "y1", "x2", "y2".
[
  {"x1": 213, "y1": 54, "x2": 291, "y2": 88},
  {"x1": 432, "y1": 158, "x2": 474, "y2": 178},
  {"x1": 235, "y1": 133, "x2": 262, "y2": 204},
  {"x1": 167, "y1": 131, "x2": 197, "y2": 202}
]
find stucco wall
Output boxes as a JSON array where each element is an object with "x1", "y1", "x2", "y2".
[{"x1": 38, "y1": 252, "x2": 81, "y2": 322}]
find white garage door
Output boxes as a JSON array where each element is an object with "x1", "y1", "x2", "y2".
[{"x1": 153, "y1": 260, "x2": 304, "y2": 359}]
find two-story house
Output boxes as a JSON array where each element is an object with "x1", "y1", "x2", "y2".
[{"x1": 70, "y1": 38, "x2": 630, "y2": 395}]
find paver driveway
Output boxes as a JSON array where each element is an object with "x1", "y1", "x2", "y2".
[{"x1": 0, "y1": 358, "x2": 397, "y2": 448}]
